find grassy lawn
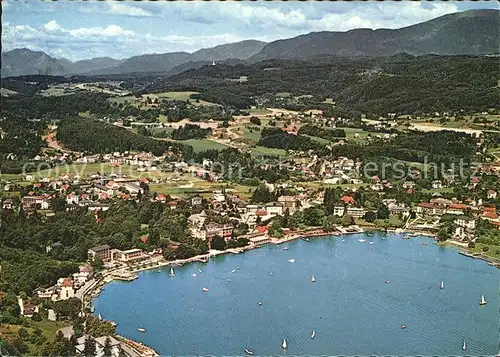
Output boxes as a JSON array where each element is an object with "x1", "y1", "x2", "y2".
[
  {"x1": 0, "y1": 320, "x2": 69, "y2": 354},
  {"x1": 241, "y1": 127, "x2": 262, "y2": 142},
  {"x1": 303, "y1": 134, "x2": 330, "y2": 145},
  {"x1": 3, "y1": 163, "x2": 183, "y2": 181},
  {"x1": 472, "y1": 243, "x2": 500, "y2": 259},
  {"x1": 342, "y1": 128, "x2": 380, "y2": 142},
  {"x1": 250, "y1": 146, "x2": 287, "y2": 157},
  {"x1": 150, "y1": 180, "x2": 253, "y2": 199},
  {"x1": 181, "y1": 139, "x2": 228, "y2": 152},
  {"x1": 248, "y1": 108, "x2": 272, "y2": 115}
]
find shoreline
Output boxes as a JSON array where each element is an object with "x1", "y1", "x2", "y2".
[{"x1": 85, "y1": 227, "x2": 499, "y2": 356}]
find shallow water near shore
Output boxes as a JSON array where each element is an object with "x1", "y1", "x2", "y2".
[{"x1": 93, "y1": 233, "x2": 499, "y2": 356}]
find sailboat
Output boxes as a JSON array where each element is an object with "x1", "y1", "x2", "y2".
[
  {"x1": 479, "y1": 295, "x2": 487, "y2": 305},
  {"x1": 169, "y1": 267, "x2": 175, "y2": 277},
  {"x1": 98, "y1": 313, "x2": 102, "y2": 320},
  {"x1": 440, "y1": 281, "x2": 444, "y2": 289},
  {"x1": 462, "y1": 340, "x2": 467, "y2": 351},
  {"x1": 244, "y1": 337, "x2": 255, "y2": 355},
  {"x1": 310, "y1": 330, "x2": 316, "y2": 339},
  {"x1": 138, "y1": 327, "x2": 146, "y2": 332},
  {"x1": 281, "y1": 338, "x2": 287, "y2": 349},
  {"x1": 311, "y1": 275, "x2": 317, "y2": 283}
]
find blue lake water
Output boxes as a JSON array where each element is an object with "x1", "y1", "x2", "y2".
[{"x1": 93, "y1": 233, "x2": 499, "y2": 356}]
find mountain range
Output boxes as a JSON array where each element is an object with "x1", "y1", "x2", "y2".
[{"x1": 1, "y1": 9, "x2": 498, "y2": 78}]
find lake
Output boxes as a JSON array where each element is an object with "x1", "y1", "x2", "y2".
[{"x1": 93, "y1": 233, "x2": 499, "y2": 356}]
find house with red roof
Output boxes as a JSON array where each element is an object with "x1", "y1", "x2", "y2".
[{"x1": 340, "y1": 195, "x2": 355, "y2": 205}]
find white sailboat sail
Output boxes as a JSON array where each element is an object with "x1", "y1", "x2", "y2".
[
  {"x1": 281, "y1": 338, "x2": 287, "y2": 349},
  {"x1": 462, "y1": 340, "x2": 467, "y2": 351},
  {"x1": 169, "y1": 267, "x2": 175, "y2": 276},
  {"x1": 311, "y1": 330, "x2": 316, "y2": 339},
  {"x1": 311, "y1": 275, "x2": 316, "y2": 283},
  {"x1": 440, "y1": 281, "x2": 444, "y2": 289},
  {"x1": 98, "y1": 313, "x2": 102, "y2": 320},
  {"x1": 480, "y1": 295, "x2": 487, "y2": 305}
]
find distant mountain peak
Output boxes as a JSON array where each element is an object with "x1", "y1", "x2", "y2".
[{"x1": 2, "y1": 10, "x2": 499, "y2": 78}]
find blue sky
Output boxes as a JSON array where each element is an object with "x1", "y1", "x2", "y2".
[{"x1": 3, "y1": 0, "x2": 498, "y2": 61}]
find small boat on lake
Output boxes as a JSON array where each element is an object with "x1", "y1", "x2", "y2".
[
  {"x1": 479, "y1": 295, "x2": 487, "y2": 305},
  {"x1": 440, "y1": 281, "x2": 444, "y2": 289},
  {"x1": 369, "y1": 241, "x2": 374, "y2": 245},
  {"x1": 281, "y1": 338, "x2": 287, "y2": 349},
  {"x1": 384, "y1": 280, "x2": 391, "y2": 284},
  {"x1": 311, "y1": 330, "x2": 316, "y2": 339},
  {"x1": 462, "y1": 340, "x2": 467, "y2": 351},
  {"x1": 358, "y1": 239, "x2": 366, "y2": 243},
  {"x1": 288, "y1": 258, "x2": 295, "y2": 263},
  {"x1": 227, "y1": 279, "x2": 231, "y2": 282},
  {"x1": 258, "y1": 301, "x2": 263, "y2": 306},
  {"x1": 341, "y1": 239, "x2": 346, "y2": 243},
  {"x1": 98, "y1": 313, "x2": 102, "y2": 320},
  {"x1": 401, "y1": 324, "x2": 406, "y2": 329},
  {"x1": 231, "y1": 269, "x2": 237, "y2": 273},
  {"x1": 138, "y1": 328, "x2": 146, "y2": 332},
  {"x1": 269, "y1": 272, "x2": 274, "y2": 276},
  {"x1": 244, "y1": 348, "x2": 255, "y2": 355},
  {"x1": 283, "y1": 247, "x2": 288, "y2": 251},
  {"x1": 202, "y1": 287, "x2": 209, "y2": 292},
  {"x1": 169, "y1": 267, "x2": 175, "y2": 277},
  {"x1": 311, "y1": 275, "x2": 316, "y2": 283},
  {"x1": 198, "y1": 269, "x2": 203, "y2": 273},
  {"x1": 191, "y1": 273, "x2": 197, "y2": 277}
]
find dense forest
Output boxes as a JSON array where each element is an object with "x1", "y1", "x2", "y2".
[
  {"x1": 171, "y1": 124, "x2": 212, "y2": 140},
  {"x1": 56, "y1": 118, "x2": 190, "y2": 157},
  {"x1": 148, "y1": 55, "x2": 500, "y2": 114},
  {"x1": 331, "y1": 131, "x2": 477, "y2": 166},
  {"x1": 298, "y1": 124, "x2": 346, "y2": 140}
]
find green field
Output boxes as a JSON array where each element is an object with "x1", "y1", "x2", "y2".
[
  {"x1": 3, "y1": 163, "x2": 177, "y2": 181},
  {"x1": 343, "y1": 128, "x2": 381, "y2": 142},
  {"x1": 180, "y1": 139, "x2": 228, "y2": 152},
  {"x1": 108, "y1": 91, "x2": 215, "y2": 108},
  {"x1": 150, "y1": 180, "x2": 253, "y2": 199},
  {"x1": 248, "y1": 108, "x2": 272, "y2": 115},
  {"x1": 303, "y1": 134, "x2": 330, "y2": 144},
  {"x1": 250, "y1": 146, "x2": 287, "y2": 157}
]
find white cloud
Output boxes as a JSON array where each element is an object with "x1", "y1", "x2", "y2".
[
  {"x1": 106, "y1": 2, "x2": 153, "y2": 17},
  {"x1": 44, "y1": 20, "x2": 61, "y2": 32},
  {"x1": 69, "y1": 24, "x2": 135, "y2": 38}
]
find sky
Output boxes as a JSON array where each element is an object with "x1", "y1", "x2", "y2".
[{"x1": 3, "y1": 0, "x2": 499, "y2": 61}]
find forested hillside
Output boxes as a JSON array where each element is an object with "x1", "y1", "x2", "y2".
[
  {"x1": 56, "y1": 119, "x2": 190, "y2": 157},
  {"x1": 149, "y1": 55, "x2": 500, "y2": 115}
]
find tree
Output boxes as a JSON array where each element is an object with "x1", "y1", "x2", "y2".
[
  {"x1": 91, "y1": 256, "x2": 104, "y2": 271},
  {"x1": 211, "y1": 236, "x2": 226, "y2": 251},
  {"x1": 376, "y1": 205, "x2": 389, "y2": 219},
  {"x1": 363, "y1": 211, "x2": 377, "y2": 223},
  {"x1": 251, "y1": 184, "x2": 274, "y2": 203},
  {"x1": 102, "y1": 337, "x2": 112, "y2": 357},
  {"x1": 250, "y1": 116, "x2": 261, "y2": 125},
  {"x1": 341, "y1": 214, "x2": 355, "y2": 227},
  {"x1": 302, "y1": 207, "x2": 325, "y2": 226},
  {"x1": 82, "y1": 336, "x2": 96, "y2": 356}
]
